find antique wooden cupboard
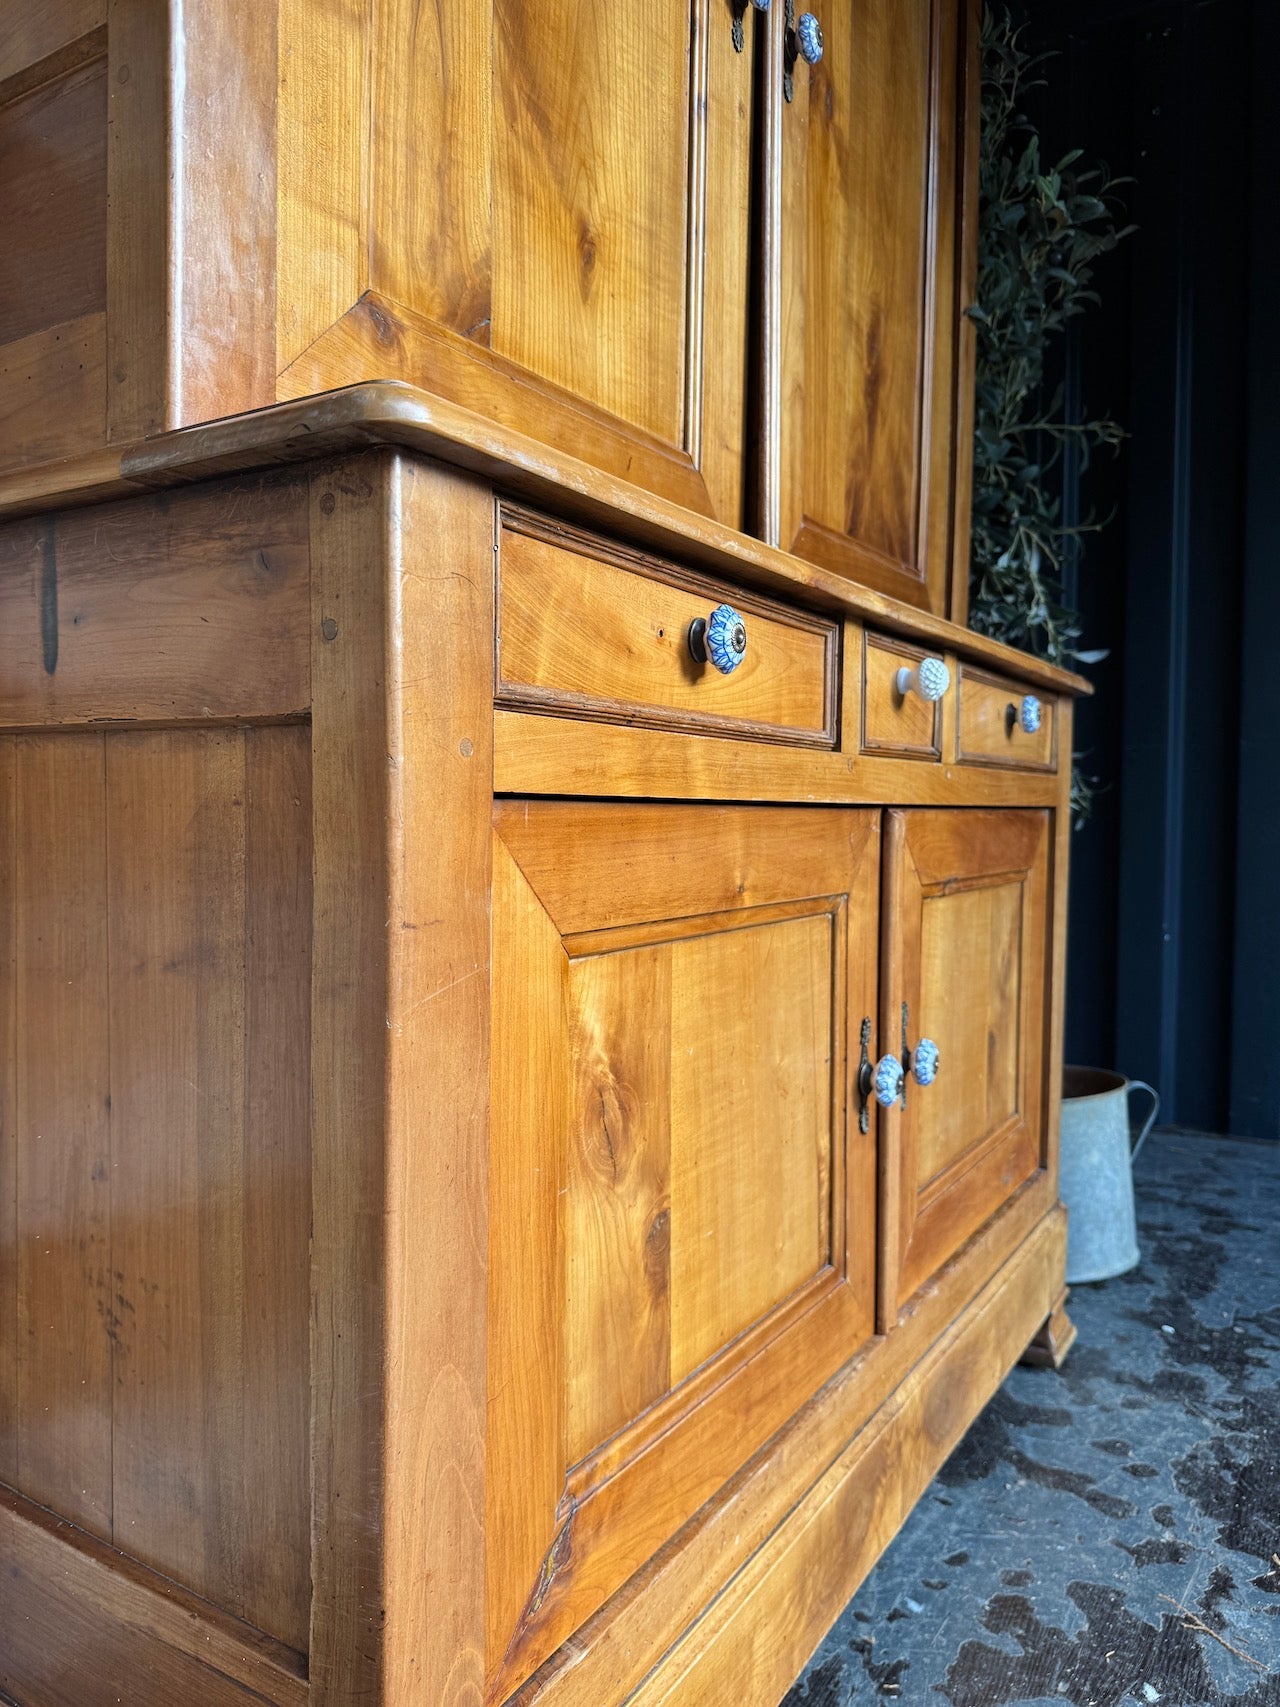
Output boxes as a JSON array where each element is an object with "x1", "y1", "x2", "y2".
[{"x1": 0, "y1": 2, "x2": 1086, "y2": 1705}]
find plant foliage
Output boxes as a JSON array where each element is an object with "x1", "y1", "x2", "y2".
[{"x1": 968, "y1": 6, "x2": 1133, "y2": 812}]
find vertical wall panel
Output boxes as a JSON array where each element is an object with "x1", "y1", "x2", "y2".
[
  {"x1": 14, "y1": 734, "x2": 112, "y2": 1534},
  {"x1": 105, "y1": 726, "x2": 312, "y2": 1651}
]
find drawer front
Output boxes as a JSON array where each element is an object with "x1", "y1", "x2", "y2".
[
  {"x1": 957, "y1": 666, "x2": 1056, "y2": 769},
  {"x1": 860, "y1": 631, "x2": 945, "y2": 758},
  {"x1": 497, "y1": 510, "x2": 839, "y2": 746},
  {"x1": 486, "y1": 802, "x2": 878, "y2": 1698}
]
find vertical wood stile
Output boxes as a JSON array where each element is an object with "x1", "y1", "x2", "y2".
[
  {"x1": 1045, "y1": 699, "x2": 1074, "y2": 1192},
  {"x1": 105, "y1": 0, "x2": 171, "y2": 441},
  {"x1": 308, "y1": 451, "x2": 492, "y2": 1705},
  {"x1": 945, "y1": 0, "x2": 982, "y2": 627},
  {"x1": 277, "y1": 0, "x2": 369, "y2": 373}
]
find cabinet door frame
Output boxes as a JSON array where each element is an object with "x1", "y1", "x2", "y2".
[
  {"x1": 878, "y1": 808, "x2": 1050, "y2": 1326},
  {"x1": 760, "y1": 0, "x2": 981, "y2": 617},
  {"x1": 486, "y1": 800, "x2": 880, "y2": 1700},
  {"x1": 275, "y1": 0, "x2": 756, "y2": 530}
]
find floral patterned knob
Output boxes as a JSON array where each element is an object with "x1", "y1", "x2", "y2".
[
  {"x1": 1019, "y1": 694, "x2": 1042, "y2": 734},
  {"x1": 796, "y1": 12, "x2": 824, "y2": 62},
  {"x1": 688, "y1": 604, "x2": 748, "y2": 675},
  {"x1": 895, "y1": 657, "x2": 951, "y2": 703},
  {"x1": 873, "y1": 1053, "x2": 905, "y2": 1109},
  {"x1": 911, "y1": 1038, "x2": 940, "y2": 1087}
]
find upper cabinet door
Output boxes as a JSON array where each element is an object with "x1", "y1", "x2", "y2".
[
  {"x1": 879, "y1": 809, "x2": 1050, "y2": 1322},
  {"x1": 278, "y1": 0, "x2": 756, "y2": 529},
  {"x1": 766, "y1": 0, "x2": 979, "y2": 613},
  {"x1": 486, "y1": 801, "x2": 879, "y2": 1699}
]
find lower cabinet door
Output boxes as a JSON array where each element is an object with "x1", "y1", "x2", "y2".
[
  {"x1": 487, "y1": 801, "x2": 880, "y2": 1697},
  {"x1": 879, "y1": 809, "x2": 1051, "y2": 1323}
]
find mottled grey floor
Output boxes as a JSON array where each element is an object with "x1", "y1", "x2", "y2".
[{"x1": 786, "y1": 1132, "x2": 1280, "y2": 1707}]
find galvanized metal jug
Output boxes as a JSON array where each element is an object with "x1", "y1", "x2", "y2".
[{"x1": 1060, "y1": 1067, "x2": 1160, "y2": 1284}]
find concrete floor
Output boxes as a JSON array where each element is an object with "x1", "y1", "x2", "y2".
[{"x1": 786, "y1": 1132, "x2": 1280, "y2": 1707}]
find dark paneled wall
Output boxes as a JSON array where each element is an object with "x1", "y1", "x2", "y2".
[{"x1": 1024, "y1": 0, "x2": 1272, "y2": 1135}]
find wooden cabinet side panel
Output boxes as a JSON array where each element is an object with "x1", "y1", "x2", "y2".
[
  {"x1": 0, "y1": 0, "x2": 105, "y2": 84},
  {"x1": 0, "y1": 37, "x2": 108, "y2": 473},
  {"x1": 0, "y1": 725, "x2": 313, "y2": 1655},
  {"x1": 107, "y1": 727, "x2": 312, "y2": 1653},
  {"x1": 5, "y1": 735, "x2": 112, "y2": 1533}
]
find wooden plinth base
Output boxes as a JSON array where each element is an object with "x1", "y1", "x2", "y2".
[{"x1": 1019, "y1": 1287, "x2": 1078, "y2": 1370}]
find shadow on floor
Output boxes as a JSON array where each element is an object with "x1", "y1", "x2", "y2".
[{"x1": 786, "y1": 1132, "x2": 1280, "y2": 1707}]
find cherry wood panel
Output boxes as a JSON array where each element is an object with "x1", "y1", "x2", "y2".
[
  {"x1": 494, "y1": 708, "x2": 1060, "y2": 809},
  {"x1": 278, "y1": 0, "x2": 754, "y2": 527},
  {"x1": 0, "y1": 725, "x2": 313, "y2": 1654},
  {"x1": 770, "y1": 0, "x2": 975, "y2": 613},
  {"x1": 0, "y1": 1485, "x2": 307, "y2": 1707},
  {"x1": 0, "y1": 747, "x2": 13, "y2": 1487},
  {"x1": 498, "y1": 512, "x2": 838, "y2": 744},
  {"x1": 623, "y1": 1207, "x2": 1063, "y2": 1707},
  {"x1": 0, "y1": 391, "x2": 1093, "y2": 702},
  {"x1": 957, "y1": 664, "x2": 1058, "y2": 770},
  {"x1": 511, "y1": 1192, "x2": 1063, "y2": 1707},
  {"x1": 307, "y1": 455, "x2": 494, "y2": 1705},
  {"x1": 0, "y1": 312, "x2": 105, "y2": 475},
  {"x1": 879, "y1": 809, "x2": 1050, "y2": 1323},
  {"x1": 0, "y1": 474, "x2": 310, "y2": 729},
  {"x1": 0, "y1": 0, "x2": 104, "y2": 87},
  {"x1": 0, "y1": 52, "x2": 106, "y2": 347},
  {"x1": 7, "y1": 736, "x2": 111, "y2": 1533},
  {"x1": 486, "y1": 801, "x2": 879, "y2": 1699},
  {"x1": 861, "y1": 632, "x2": 943, "y2": 757}
]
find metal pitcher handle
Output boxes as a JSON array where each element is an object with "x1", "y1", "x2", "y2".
[{"x1": 1127, "y1": 1080, "x2": 1160, "y2": 1163}]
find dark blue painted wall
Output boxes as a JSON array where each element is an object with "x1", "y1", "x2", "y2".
[{"x1": 1021, "y1": 0, "x2": 1274, "y2": 1136}]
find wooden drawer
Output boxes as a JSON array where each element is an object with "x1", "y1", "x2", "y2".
[
  {"x1": 860, "y1": 631, "x2": 944, "y2": 759},
  {"x1": 957, "y1": 665, "x2": 1056, "y2": 770},
  {"x1": 496, "y1": 508, "x2": 839, "y2": 746}
]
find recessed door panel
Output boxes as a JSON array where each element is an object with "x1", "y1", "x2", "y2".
[
  {"x1": 487, "y1": 802, "x2": 879, "y2": 1699},
  {"x1": 880, "y1": 809, "x2": 1049, "y2": 1322},
  {"x1": 771, "y1": 0, "x2": 976, "y2": 611},
  {"x1": 489, "y1": 0, "x2": 754, "y2": 523}
]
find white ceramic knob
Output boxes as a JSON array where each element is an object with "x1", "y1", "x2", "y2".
[{"x1": 895, "y1": 657, "x2": 950, "y2": 702}]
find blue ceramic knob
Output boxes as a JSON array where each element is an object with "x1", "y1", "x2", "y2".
[
  {"x1": 689, "y1": 603, "x2": 748, "y2": 674},
  {"x1": 912, "y1": 1038, "x2": 940, "y2": 1087},
  {"x1": 1019, "y1": 694, "x2": 1042, "y2": 735},
  {"x1": 751, "y1": 0, "x2": 769, "y2": 10},
  {"x1": 873, "y1": 1053, "x2": 904, "y2": 1109},
  {"x1": 796, "y1": 12, "x2": 824, "y2": 62}
]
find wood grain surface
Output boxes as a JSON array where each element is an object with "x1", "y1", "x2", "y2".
[{"x1": 0, "y1": 726, "x2": 313, "y2": 1652}]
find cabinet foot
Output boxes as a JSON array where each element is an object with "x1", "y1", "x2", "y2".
[{"x1": 1019, "y1": 1288, "x2": 1077, "y2": 1369}]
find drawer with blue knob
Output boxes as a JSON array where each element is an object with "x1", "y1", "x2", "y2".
[
  {"x1": 496, "y1": 508, "x2": 839, "y2": 747},
  {"x1": 956, "y1": 665, "x2": 1056, "y2": 770}
]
